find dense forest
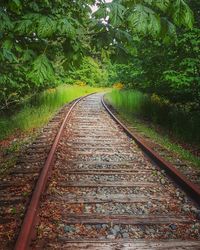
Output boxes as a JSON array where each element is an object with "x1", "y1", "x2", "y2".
[
  {"x1": 0, "y1": 0, "x2": 199, "y2": 142},
  {"x1": 0, "y1": 0, "x2": 198, "y2": 107}
]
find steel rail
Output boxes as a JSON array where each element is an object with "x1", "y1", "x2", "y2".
[
  {"x1": 102, "y1": 95, "x2": 200, "y2": 206},
  {"x1": 14, "y1": 93, "x2": 95, "y2": 250}
]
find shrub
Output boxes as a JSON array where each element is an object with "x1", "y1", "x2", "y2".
[
  {"x1": 74, "y1": 80, "x2": 87, "y2": 86},
  {"x1": 113, "y1": 82, "x2": 124, "y2": 89}
]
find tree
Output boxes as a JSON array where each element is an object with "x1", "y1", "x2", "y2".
[
  {"x1": 0, "y1": 0, "x2": 194, "y2": 109},
  {"x1": 0, "y1": 0, "x2": 95, "y2": 109},
  {"x1": 104, "y1": 0, "x2": 200, "y2": 108}
]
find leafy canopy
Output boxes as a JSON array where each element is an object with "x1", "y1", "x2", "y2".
[{"x1": 0, "y1": 0, "x2": 195, "y2": 109}]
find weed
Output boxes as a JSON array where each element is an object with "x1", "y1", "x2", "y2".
[
  {"x1": 106, "y1": 90, "x2": 200, "y2": 168},
  {"x1": 0, "y1": 85, "x2": 107, "y2": 141},
  {"x1": 106, "y1": 90, "x2": 200, "y2": 145},
  {"x1": 22, "y1": 191, "x2": 29, "y2": 197},
  {"x1": 10, "y1": 207, "x2": 17, "y2": 215}
]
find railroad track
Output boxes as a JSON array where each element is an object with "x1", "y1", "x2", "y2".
[
  {"x1": 0, "y1": 97, "x2": 84, "y2": 249},
  {"x1": 1, "y1": 93, "x2": 200, "y2": 249}
]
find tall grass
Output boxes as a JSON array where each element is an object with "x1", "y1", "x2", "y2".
[
  {"x1": 106, "y1": 90, "x2": 200, "y2": 145},
  {"x1": 0, "y1": 85, "x2": 105, "y2": 140}
]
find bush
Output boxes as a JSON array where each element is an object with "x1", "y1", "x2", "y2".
[
  {"x1": 107, "y1": 90, "x2": 200, "y2": 145},
  {"x1": 68, "y1": 57, "x2": 108, "y2": 86},
  {"x1": 113, "y1": 82, "x2": 124, "y2": 89},
  {"x1": 74, "y1": 80, "x2": 87, "y2": 86}
]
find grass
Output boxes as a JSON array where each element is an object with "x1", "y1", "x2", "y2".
[
  {"x1": 0, "y1": 84, "x2": 107, "y2": 141},
  {"x1": 107, "y1": 90, "x2": 200, "y2": 144},
  {"x1": 106, "y1": 90, "x2": 200, "y2": 168}
]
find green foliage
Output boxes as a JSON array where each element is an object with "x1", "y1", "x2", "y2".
[
  {"x1": 1, "y1": 39, "x2": 17, "y2": 62},
  {"x1": 106, "y1": 0, "x2": 200, "y2": 148},
  {"x1": 0, "y1": 85, "x2": 106, "y2": 140},
  {"x1": 128, "y1": 4, "x2": 161, "y2": 36},
  {"x1": 104, "y1": 2, "x2": 126, "y2": 26},
  {"x1": 107, "y1": 61, "x2": 143, "y2": 87},
  {"x1": 37, "y1": 16, "x2": 56, "y2": 38},
  {"x1": 0, "y1": 0, "x2": 196, "y2": 111},
  {"x1": 108, "y1": 24, "x2": 200, "y2": 107},
  {"x1": 106, "y1": 94, "x2": 200, "y2": 168},
  {"x1": 94, "y1": 0, "x2": 193, "y2": 41},
  {"x1": 0, "y1": 1, "x2": 95, "y2": 110},
  {"x1": 28, "y1": 55, "x2": 54, "y2": 85},
  {"x1": 107, "y1": 90, "x2": 200, "y2": 145},
  {"x1": 57, "y1": 18, "x2": 76, "y2": 37},
  {"x1": 171, "y1": 0, "x2": 194, "y2": 28},
  {"x1": 67, "y1": 57, "x2": 108, "y2": 86}
]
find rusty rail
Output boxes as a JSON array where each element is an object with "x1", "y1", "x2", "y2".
[
  {"x1": 14, "y1": 93, "x2": 95, "y2": 250},
  {"x1": 102, "y1": 95, "x2": 200, "y2": 206}
]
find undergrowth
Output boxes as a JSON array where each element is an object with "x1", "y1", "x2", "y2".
[
  {"x1": 0, "y1": 85, "x2": 106, "y2": 141},
  {"x1": 106, "y1": 90, "x2": 200, "y2": 145},
  {"x1": 106, "y1": 90, "x2": 200, "y2": 168}
]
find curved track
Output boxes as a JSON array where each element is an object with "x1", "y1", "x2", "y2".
[
  {"x1": 12, "y1": 93, "x2": 199, "y2": 250},
  {"x1": 102, "y1": 96, "x2": 200, "y2": 206}
]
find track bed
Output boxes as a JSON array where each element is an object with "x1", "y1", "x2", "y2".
[{"x1": 30, "y1": 94, "x2": 200, "y2": 249}]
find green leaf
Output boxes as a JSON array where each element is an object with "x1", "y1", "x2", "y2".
[
  {"x1": 37, "y1": 16, "x2": 56, "y2": 38},
  {"x1": 57, "y1": 18, "x2": 76, "y2": 37},
  {"x1": 1, "y1": 48, "x2": 16, "y2": 62},
  {"x1": 0, "y1": 8, "x2": 13, "y2": 32},
  {"x1": 21, "y1": 49, "x2": 35, "y2": 62},
  {"x1": 93, "y1": 3, "x2": 107, "y2": 19},
  {"x1": 9, "y1": 0, "x2": 22, "y2": 14},
  {"x1": 128, "y1": 4, "x2": 161, "y2": 35},
  {"x1": 16, "y1": 13, "x2": 56, "y2": 37},
  {"x1": 106, "y1": 2, "x2": 126, "y2": 26},
  {"x1": 3, "y1": 40, "x2": 13, "y2": 50},
  {"x1": 15, "y1": 19, "x2": 33, "y2": 35},
  {"x1": 171, "y1": 0, "x2": 194, "y2": 29},
  {"x1": 28, "y1": 54, "x2": 54, "y2": 84},
  {"x1": 94, "y1": 1, "x2": 126, "y2": 26},
  {"x1": 0, "y1": 40, "x2": 17, "y2": 62},
  {"x1": 154, "y1": 0, "x2": 170, "y2": 12},
  {"x1": 160, "y1": 17, "x2": 176, "y2": 41},
  {"x1": 28, "y1": 2, "x2": 40, "y2": 12}
]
